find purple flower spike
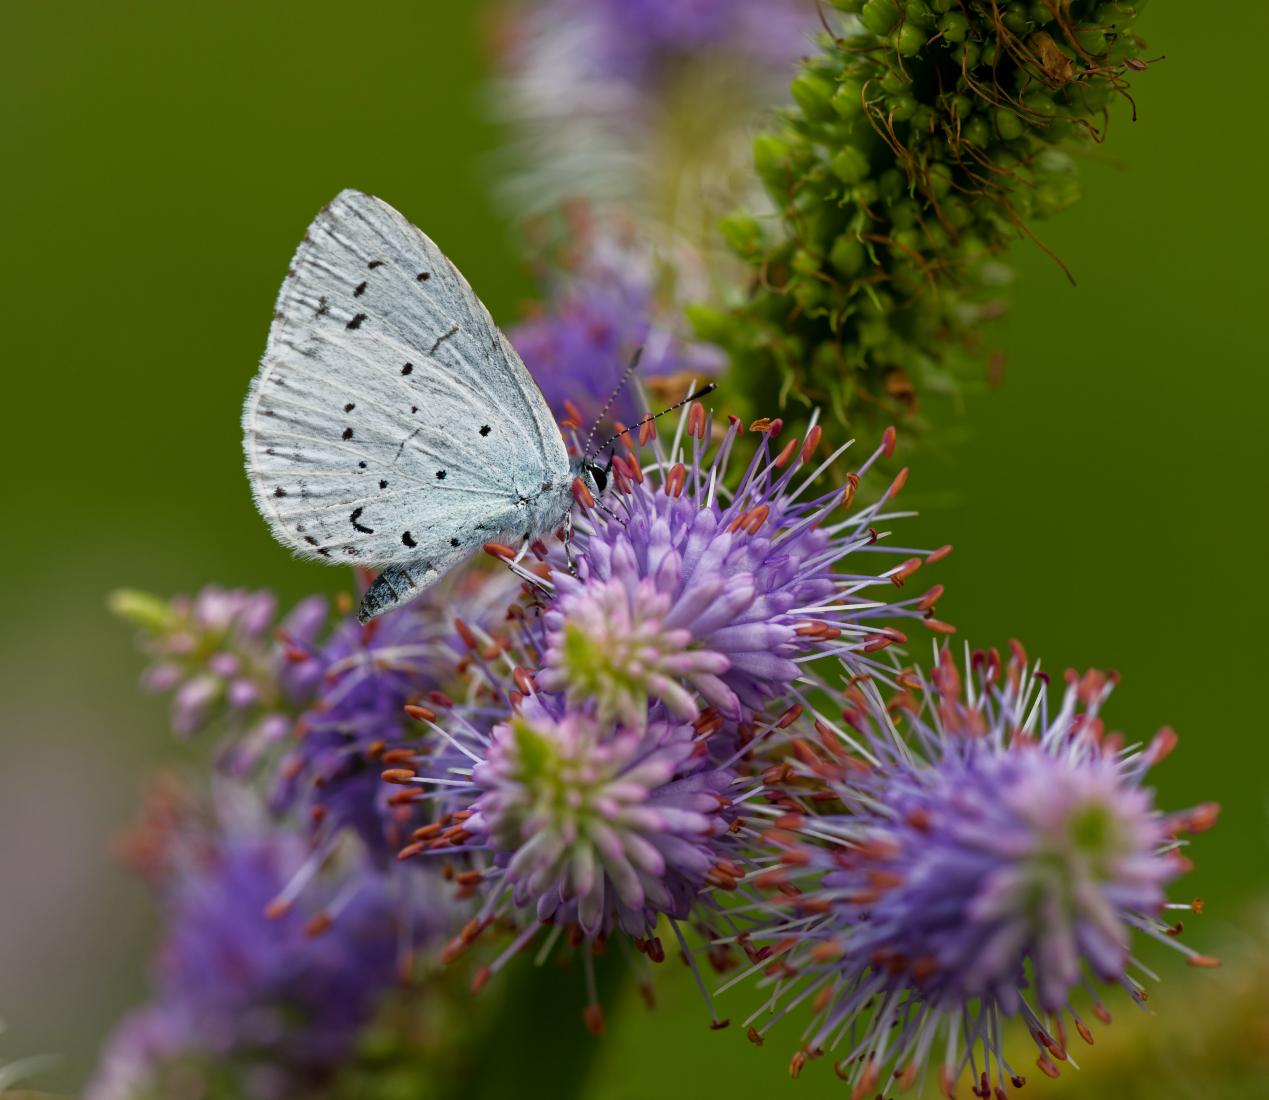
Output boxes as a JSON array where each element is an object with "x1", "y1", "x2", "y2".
[{"x1": 729, "y1": 645, "x2": 1220, "y2": 1093}]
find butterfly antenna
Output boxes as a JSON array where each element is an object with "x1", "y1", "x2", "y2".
[
  {"x1": 596, "y1": 382, "x2": 718, "y2": 453},
  {"x1": 582, "y1": 346, "x2": 644, "y2": 462}
]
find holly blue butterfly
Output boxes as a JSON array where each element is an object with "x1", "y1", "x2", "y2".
[{"x1": 242, "y1": 189, "x2": 608, "y2": 623}]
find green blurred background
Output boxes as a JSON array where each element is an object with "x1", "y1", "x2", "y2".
[{"x1": 2, "y1": 2, "x2": 1266, "y2": 1095}]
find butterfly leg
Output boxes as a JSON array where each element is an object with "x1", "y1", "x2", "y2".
[{"x1": 562, "y1": 511, "x2": 578, "y2": 576}]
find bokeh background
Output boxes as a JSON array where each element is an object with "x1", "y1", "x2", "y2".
[{"x1": 2, "y1": 2, "x2": 1266, "y2": 1095}]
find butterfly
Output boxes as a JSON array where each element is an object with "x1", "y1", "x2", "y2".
[{"x1": 242, "y1": 189, "x2": 611, "y2": 624}]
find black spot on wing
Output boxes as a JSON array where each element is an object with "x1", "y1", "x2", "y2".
[
  {"x1": 316, "y1": 297, "x2": 329, "y2": 317},
  {"x1": 350, "y1": 507, "x2": 374, "y2": 534},
  {"x1": 379, "y1": 479, "x2": 388, "y2": 489},
  {"x1": 344, "y1": 402, "x2": 356, "y2": 412},
  {"x1": 479, "y1": 425, "x2": 491, "y2": 436},
  {"x1": 342, "y1": 427, "x2": 354, "y2": 441},
  {"x1": 416, "y1": 271, "x2": 431, "y2": 281},
  {"x1": 402, "y1": 531, "x2": 417, "y2": 548},
  {"x1": 401, "y1": 363, "x2": 413, "y2": 375},
  {"x1": 367, "y1": 260, "x2": 384, "y2": 269},
  {"x1": 273, "y1": 487, "x2": 287, "y2": 498},
  {"x1": 346, "y1": 313, "x2": 367, "y2": 331},
  {"x1": 435, "y1": 469, "x2": 447, "y2": 480},
  {"x1": 450, "y1": 538, "x2": 460, "y2": 548},
  {"x1": 358, "y1": 461, "x2": 367, "y2": 469},
  {"x1": 353, "y1": 281, "x2": 367, "y2": 298}
]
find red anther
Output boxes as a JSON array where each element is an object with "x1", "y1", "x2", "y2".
[
  {"x1": 387, "y1": 789, "x2": 423, "y2": 806},
  {"x1": 381, "y1": 768, "x2": 416, "y2": 785},
  {"x1": 748, "y1": 417, "x2": 773, "y2": 433},
  {"x1": 606, "y1": 420, "x2": 630, "y2": 455},
  {"x1": 559, "y1": 417, "x2": 580, "y2": 432},
  {"x1": 1183, "y1": 802, "x2": 1221, "y2": 833},
  {"x1": 264, "y1": 898, "x2": 291, "y2": 921},
  {"x1": 777, "y1": 703, "x2": 804, "y2": 728},
  {"x1": 572, "y1": 477, "x2": 596, "y2": 509},
  {"x1": 283, "y1": 644, "x2": 311, "y2": 663},
  {"x1": 664, "y1": 463, "x2": 687, "y2": 497},
  {"x1": 801, "y1": 424, "x2": 822, "y2": 464},
  {"x1": 688, "y1": 402, "x2": 707, "y2": 440},
  {"x1": 753, "y1": 868, "x2": 788, "y2": 889},
  {"x1": 310, "y1": 804, "x2": 328, "y2": 826},
  {"x1": 563, "y1": 399, "x2": 584, "y2": 425},
  {"x1": 768, "y1": 418, "x2": 783, "y2": 437},
  {"x1": 938, "y1": 1065, "x2": 956, "y2": 1097},
  {"x1": 881, "y1": 425, "x2": 897, "y2": 457},
  {"x1": 851, "y1": 1061, "x2": 879, "y2": 1100},
  {"x1": 863, "y1": 631, "x2": 899, "y2": 653},
  {"x1": 809, "y1": 939, "x2": 845, "y2": 962},
  {"x1": 483, "y1": 541, "x2": 516, "y2": 561},
  {"x1": 895, "y1": 1063, "x2": 918, "y2": 1091},
  {"x1": 923, "y1": 618, "x2": 956, "y2": 634},
  {"x1": 890, "y1": 557, "x2": 922, "y2": 586},
  {"x1": 396, "y1": 842, "x2": 424, "y2": 861},
  {"x1": 638, "y1": 417, "x2": 655, "y2": 446},
  {"x1": 513, "y1": 667, "x2": 537, "y2": 695},
  {"x1": 841, "y1": 471, "x2": 860, "y2": 509},
  {"x1": 305, "y1": 912, "x2": 333, "y2": 937},
  {"x1": 775, "y1": 437, "x2": 799, "y2": 467},
  {"x1": 744, "y1": 503, "x2": 770, "y2": 534},
  {"x1": 916, "y1": 585, "x2": 945, "y2": 612},
  {"x1": 1035, "y1": 1055, "x2": 1060, "y2": 1079},
  {"x1": 464, "y1": 964, "x2": 492, "y2": 995},
  {"x1": 624, "y1": 454, "x2": 645, "y2": 484},
  {"x1": 403, "y1": 704, "x2": 437, "y2": 724},
  {"x1": 774, "y1": 812, "x2": 805, "y2": 830},
  {"x1": 583, "y1": 1003, "x2": 605, "y2": 1036},
  {"x1": 412, "y1": 822, "x2": 443, "y2": 840},
  {"x1": 439, "y1": 938, "x2": 467, "y2": 965},
  {"x1": 747, "y1": 1026, "x2": 764, "y2": 1046},
  {"x1": 779, "y1": 848, "x2": 812, "y2": 867},
  {"x1": 1074, "y1": 1020, "x2": 1094, "y2": 1045},
  {"x1": 1186, "y1": 953, "x2": 1222, "y2": 968},
  {"x1": 888, "y1": 466, "x2": 910, "y2": 497},
  {"x1": 867, "y1": 869, "x2": 904, "y2": 890},
  {"x1": 789, "y1": 1051, "x2": 806, "y2": 1079},
  {"x1": 709, "y1": 1018, "x2": 730, "y2": 1031},
  {"x1": 906, "y1": 808, "x2": 932, "y2": 831},
  {"x1": 925, "y1": 543, "x2": 953, "y2": 564},
  {"x1": 454, "y1": 619, "x2": 480, "y2": 649},
  {"x1": 1190, "y1": 896, "x2": 1205, "y2": 913},
  {"x1": 1148, "y1": 726, "x2": 1179, "y2": 764},
  {"x1": 791, "y1": 739, "x2": 823, "y2": 769},
  {"x1": 380, "y1": 748, "x2": 417, "y2": 766}
]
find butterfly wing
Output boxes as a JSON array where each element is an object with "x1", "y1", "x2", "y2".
[{"x1": 243, "y1": 190, "x2": 570, "y2": 578}]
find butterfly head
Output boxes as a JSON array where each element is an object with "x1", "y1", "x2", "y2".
[{"x1": 571, "y1": 455, "x2": 610, "y2": 499}]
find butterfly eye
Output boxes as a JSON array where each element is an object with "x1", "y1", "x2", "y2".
[{"x1": 589, "y1": 464, "x2": 608, "y2": 495}]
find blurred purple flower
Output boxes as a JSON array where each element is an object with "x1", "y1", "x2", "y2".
[
  {"x1": 510, "y1": 227, "x2": 723, "y2": 426},
  {"x1": 88, "y1": 798, "x2": 452, "y2": 1100}
]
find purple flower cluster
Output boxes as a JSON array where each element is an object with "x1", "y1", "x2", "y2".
[
  {"x1": 387, "y1": 412, "x2": 950, "y2": 1028},
  {"x1": 88, "y1": 792, "x2": 451, "y2": 1100},
  {"x1": 723, "y1": 646, "x2": 1219, "y2": 1092}
]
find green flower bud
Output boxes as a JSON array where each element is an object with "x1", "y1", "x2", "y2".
[
  {"x1": 859, "y1": 0, "x2": 900, "y2": 35},
  {"x1": 831, "y1": 145, "x2": 870, "y2": 185}
]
